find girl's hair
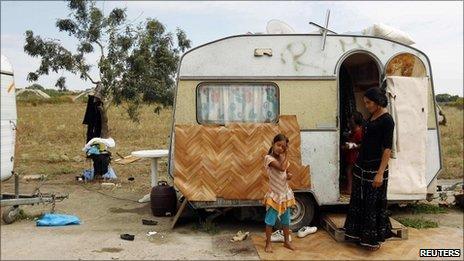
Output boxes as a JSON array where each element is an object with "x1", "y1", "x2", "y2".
[
  {"x1": 364, "y1": 87, "x2": 388, "y2": 107},
  {"x1": 352, "y1": 111, "x2": 364, "y2": 126},
  {"x1": 268, "y1": 133, "x2": 289, "y2": 155}
]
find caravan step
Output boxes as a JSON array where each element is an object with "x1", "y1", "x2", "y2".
[{"x1": 320, "y1": 213, "x2": 408, "y2": 242}]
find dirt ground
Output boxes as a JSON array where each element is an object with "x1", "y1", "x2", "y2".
[
  {"x1": 1, "y1": 176, "x2": 463, "y2": 260},
  {"x1": 0, "y1": 176, "x2": 260, "y2": 260}
]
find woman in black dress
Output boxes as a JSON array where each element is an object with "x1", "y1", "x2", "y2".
[{"x1": 344, "y1": 87, "x2": 395, "y2": 251}]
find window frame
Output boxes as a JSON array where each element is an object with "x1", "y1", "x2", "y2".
[{"x1": 195, "y1": 81, "x2": 280, "y2": 125}]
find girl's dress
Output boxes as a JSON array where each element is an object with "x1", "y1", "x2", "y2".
[
  {"x1": 263, "y1": 155, "x2": 296, "y2": 215},
  {"x1": 344, "y1": 127, "x2": 364, "y2": 165},
  {"x1": 344, "y1": 113, "x2": 395, "y2": 247}
]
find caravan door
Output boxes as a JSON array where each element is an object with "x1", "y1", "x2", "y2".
[{"x1": 386, "y1": 76, "x2": 429, "y2": 200}]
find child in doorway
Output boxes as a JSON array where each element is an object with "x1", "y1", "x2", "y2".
[
  {"x1": 342, "y1": 111, "x2": 364, "y2": 195},
  {"x1": 263, "y1": 134, "x2": 296, "y2": 253}
]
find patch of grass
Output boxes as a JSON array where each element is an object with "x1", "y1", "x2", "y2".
[
  {"x1": 410, "y1": 203, "x2": 448, "y2": 214},
  {"x1": 16, "y1": 102, "x2": 172, "y2": 192},
  {"x1": 396, "y1": 217, "x2": 438, "y2": 229},
  {"x1": 439, "y1": 105, "x2": 463, "y2": 179},
  {"x1": 192, "y1": 221, "x2": 219, "y2": 235}
]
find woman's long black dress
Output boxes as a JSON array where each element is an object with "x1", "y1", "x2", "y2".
[{"x1": 344, "y1": 113, "x2": 395, "y2": 247}]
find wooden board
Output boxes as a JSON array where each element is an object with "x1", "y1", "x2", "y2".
[
  {"x1": 252, "y1": 226, "x2": 463, "y2": 260},
  {"x1": 321, "y1": 213, "x2": 408, "y2": 242},
  {"x1": 114, "y1": 155, "x2": 140, "y2": 165},
  {"x1": 173, "y1": 115, "x2": 310, "y2": 201}
]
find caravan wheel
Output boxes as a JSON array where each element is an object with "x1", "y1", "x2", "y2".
[
  {"x1": 2, "y1": 206, "x2": 20, "y2": 224},
  {"x1": 290, "y1": 194, "x2": 316, "y2": 232}
]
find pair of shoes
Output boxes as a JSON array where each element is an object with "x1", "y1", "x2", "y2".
[
  {"x1": 297, "y1": 226, "x2": 317, "y2": 238},
  {"x1": 271, "y1": 230, "x2": 292, "y2": 242},
  {"x1": 231, "y1": 231, "x2": 250, "y2": 242}
]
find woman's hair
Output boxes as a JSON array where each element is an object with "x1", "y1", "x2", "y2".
[
  {"x1": 352, "y1": 111, "x2": 364, "y2": 126},
  {"x1": 364, "y1": 87, "x2": 388, "y2": 107},
  {"x1": 268, "y1": 133, "x2": 289, "y2": 155}
]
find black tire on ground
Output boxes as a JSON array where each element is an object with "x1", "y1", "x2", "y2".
[
  {"x1": 289, "y1": 193, "x2": 316, "y2": 232},
  {"x1": 2, "y1": 206, "x2": 20, "y2": 224}
]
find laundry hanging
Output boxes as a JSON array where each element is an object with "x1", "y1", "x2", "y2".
[{"x1": 82, "y1": 95, "x2": 102, "y2": 142}]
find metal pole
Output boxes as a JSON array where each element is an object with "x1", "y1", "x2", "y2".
[
  {"x1": 321, "y1": 9, "x2": 331, "y2": 51},
  {"x1": 14, "y1": 172, "x2": 19, "y2": 199}
]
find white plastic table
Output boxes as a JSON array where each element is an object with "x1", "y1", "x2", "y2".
[{"x1": 131, "y1": 149, "x2": 169, "y2": 203}]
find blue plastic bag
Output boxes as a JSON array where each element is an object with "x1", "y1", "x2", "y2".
[
  {"x1": 86, "y1": 145, "x2": 101, "y2": 156},
  {"x1": 36, "y1": 213, "x2": 81, "y2": 226},
  {"x1": 83, "y1": 167, "x2": 117, "y2": 181}
]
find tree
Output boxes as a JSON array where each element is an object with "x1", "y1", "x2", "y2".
[
  {"x1": 24, "y1": 0, "x2": 191, "y2": 137},
  {"x1": 436, "y1": 93, "x2": 459, "y2": 103},
  {"x1": 55, "y1": 76, "x2": 67, "y2": 92}
]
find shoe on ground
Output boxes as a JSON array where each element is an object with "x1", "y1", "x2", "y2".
[
  {"x1": 297, "y1": 226, "x2": 317, "y2": 238},
  {"x1": 270, "y1": 230, "x2": 292, "y2": 242},
  {"x1": 231, "y1": 231, "x2": 250, "y2": 242}
]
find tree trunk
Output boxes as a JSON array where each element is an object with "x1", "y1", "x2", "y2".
[{"x1": 99, "y1": 105, "x2": 109, "y2": 138}]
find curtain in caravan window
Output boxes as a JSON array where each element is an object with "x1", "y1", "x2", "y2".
[{"x1": 197, "y1": 84, "x2": 278, "y2": 124}]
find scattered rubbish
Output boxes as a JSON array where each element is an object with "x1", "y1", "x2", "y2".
[
  {"x1": 22, "y1": 174, "x2": 46, "y2": 181},
  {"x1": 83, "y1": 137, "x2": 116, "y2": 152},
  {"x1": 82, "y1": 167, "x2": 117, "y2": 181},
  {"x1": 297, "y1": 226, "x2": 317, "y2": 238},
  {"x1": 120, "y1": 234, "x2": 135, "y2": 241},
  {"x1": 230, "y1": 231, "x2": 250, "y2": 242},
  {"x1": 36, "y1": 213, "x2": 80, "y2": 227},
  {"x1": 146, "y1": 231, "x2": 157, "y2": 237},
  {"x1": 114, "y1": 155, "x2": 140, "y2": 165},
  {"x1": 101, "y1": 183, "x2": 116, "y2": 188},
  {"x1": 142, "y1": 219, "x2": 158, "y2": 226},
  {"x1": 128, "y1": 177, "x2": 135, "y2": 181},
  {"x1": 271, "y1": 230, "x2": 292, "y2": 242}
]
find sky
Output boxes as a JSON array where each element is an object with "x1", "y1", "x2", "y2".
[{"x1": 1, "y1": 1, "x2": 463, "y2": 95}]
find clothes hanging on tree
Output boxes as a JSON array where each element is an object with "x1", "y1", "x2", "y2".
[{"x1": 82, "y1": 95, "x2": 102, "y2": 142}]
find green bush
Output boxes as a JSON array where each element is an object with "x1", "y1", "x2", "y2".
[{"x1": 451, "y1": 97, "x2": 463, "y2": 108}]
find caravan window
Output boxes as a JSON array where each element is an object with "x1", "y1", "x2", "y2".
[{"x1": 196, "y1": 83, "x2": 279, "y2": 124}]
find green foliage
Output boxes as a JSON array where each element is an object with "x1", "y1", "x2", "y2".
[
  {"x1": 396, "y1": 217, "x2": 438, "y2": 229},
  {"x1": 436, "y1": 93, "x2": 461, "y2": 103},
  {"x1": 24, "y1": 0, "x2": 191, "y2": 122},
  {"x1": 55, "y1": 76, "x2": 67, "y2": 91},
  {"x1": 26, "y1": 83, "x2": 45, "y2": 91},
  {"x1": 410, "y1": 203, "x2": 448, "y2": 214},
  {"x1": 450, "y1": 97, "x2": 463, "y2": 108}
]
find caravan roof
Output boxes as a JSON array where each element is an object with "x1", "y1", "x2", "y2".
[{"x1": 178, "y1": 34, "x2": 430, "y2": 79}]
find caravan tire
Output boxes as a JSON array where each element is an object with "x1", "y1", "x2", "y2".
[
  {"x1": 2, "y1": 206, "x2": 20, "y2": 224},
  {"x1": 289, "y1": 193, "x2": 316, "y2": 232}
]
